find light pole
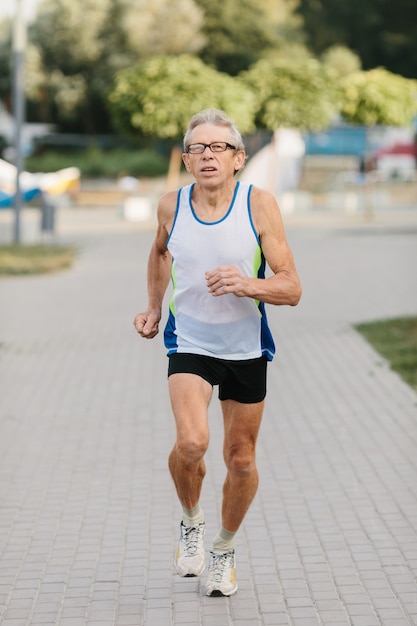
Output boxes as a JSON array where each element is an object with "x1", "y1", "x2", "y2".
[{"x1": 12, "y1": 0, "x2": 26, "y2": 244}]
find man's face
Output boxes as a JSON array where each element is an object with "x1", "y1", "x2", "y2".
[{"x1": 182, "y1": 123, "x2": 245, "y2": 184}]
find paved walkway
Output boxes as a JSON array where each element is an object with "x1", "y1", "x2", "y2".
[{"x1": 1, "y1": 205, "x2": 417, "y2": 625}]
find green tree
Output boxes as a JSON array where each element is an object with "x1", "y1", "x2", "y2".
[
  {"x1": 109, "y1": 54, "x2": 256, "y2": 138},
  {"x1": 321, "y1": 45, "x2": 361, "y2": 77},
  {"x1": 109, "y1": 55, "x2": 257, "y2": 186},
  {"x1": 339, "y1": 68, "x2": 417, "y2": 126},
  {"x1": 29, "y1": 0, "x2": 117, "y2": 131},
  {"x1": 28, "y1": 0, "x2": 205, "y2": 133},
  {"x1": 121, "y1": 0, "x2": 205, "y2": 58},
  {"x1": 257, "y1": 0, "x2": 305, "y2": 53},
  {"x1": 240, "y1": 57, "x2": 339, "y2": 131},
  {"x1": 194, "y1": 0, "x2": 304, "y2": 75},
  {"x1": 296, "y1": 0, "x2": 417, "y2": 79},
  {"x1": 0, "y1": 19, "x2": 12, "y2": 108}
]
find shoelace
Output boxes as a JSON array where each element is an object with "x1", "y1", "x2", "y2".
[
  {"x1": 182, "y1": 525, "x2": 204, "y2": 557},
  {"x1": 209, "y1": 551, "x2": 233, "y2": 581}
]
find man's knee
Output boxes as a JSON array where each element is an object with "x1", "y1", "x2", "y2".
[
  {"x1": 175, "y1": 434, "x2": 209, "y2": 464},
  {"x1": 224, "y1": 444, "x2": 256, "y2": 476}
]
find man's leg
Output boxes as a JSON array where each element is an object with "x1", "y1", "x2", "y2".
[
  {"x1": 206, "y1": 399, "x2": 264, "y2": 596},
  {"x1": 168, "y1": 372, "x2": 212, "y2": 507},
  {"x1": 168, "y1": 373, "x2": 212, "y2": 577},
  {"x1": 221, "y1": 399, "x2": 264, "y2": 531}
]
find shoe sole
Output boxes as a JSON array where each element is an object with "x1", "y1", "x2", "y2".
[{"x1": 207, "y1": 585, "x2": 238, "y2": 597}]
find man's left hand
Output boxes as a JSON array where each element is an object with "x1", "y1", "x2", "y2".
[{"x1": 205, "y1": 266, "x2": 249, "y2": 297}]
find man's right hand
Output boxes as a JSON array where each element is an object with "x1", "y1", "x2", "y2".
[{"x1": 133, "y1": 311, "x2": 160, "y2": 338}]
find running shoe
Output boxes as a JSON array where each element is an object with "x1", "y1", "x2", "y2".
[
  {"x1": 174, "y1": 521, "x2": 205, "y2": 577},
  {"x1": 206, "y1": 550, "x2": 238, "y2": 596}
]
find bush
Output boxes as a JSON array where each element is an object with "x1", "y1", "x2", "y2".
[{"x1": 25, "y1": 147, "x2": 169, "y2": 178}]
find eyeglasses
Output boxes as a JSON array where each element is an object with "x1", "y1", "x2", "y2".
[{"x1": 186, "y1": 142, "x2": 236, "y2": 154}]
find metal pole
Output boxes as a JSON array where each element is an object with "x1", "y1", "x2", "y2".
[{"x1": 12, "y1": 0, "x2": 26, "y2": 244}]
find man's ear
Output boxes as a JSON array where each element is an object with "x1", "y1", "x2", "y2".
[
  {"x1": 234, "y1": 150, "x2": 246, "y2": 172},
  {"x1": 182, "y1": 153, "x2": 191, "y2": 172}
]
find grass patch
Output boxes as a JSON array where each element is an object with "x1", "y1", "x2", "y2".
[
  {"x1": 0, "y1": 244, "x2": 77, "y2": 276},
  {"x1": 356, "y1": 316, "x2": 417, "y2": 392}
]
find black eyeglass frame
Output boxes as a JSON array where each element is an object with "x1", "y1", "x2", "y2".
[{"x1": 186, "y1": 142, "x2": 237, "y2": 154}]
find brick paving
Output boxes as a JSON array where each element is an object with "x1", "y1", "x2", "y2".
[{"x1": 1, "y1": 206, "x2": 417, "y2": 625}]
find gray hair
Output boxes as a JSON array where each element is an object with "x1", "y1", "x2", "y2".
[{"x1": 183, "y1": 108, "x2": 245, "y2": 152}]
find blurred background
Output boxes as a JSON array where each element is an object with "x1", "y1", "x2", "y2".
[{"x1": 0, "y1": 0, "x2": 416, "y2": 230}]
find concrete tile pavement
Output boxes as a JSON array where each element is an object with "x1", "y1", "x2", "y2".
[{"x1": 0, "y1": 207, "x2": 417, "y2": 625}]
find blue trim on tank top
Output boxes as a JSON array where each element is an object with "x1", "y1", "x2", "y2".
[
  {"x1": 188, "y1": 182, "x2": 240, "y2": 225},
  {"x1": 166, "y1": 189, "x2": 182, "y2": 247},
  {"x1": 246, "y1": 184, "x2": 261, "y2": 245}
]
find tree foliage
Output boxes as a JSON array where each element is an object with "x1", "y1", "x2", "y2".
[
  {"x1": 109, "y1": 55, "x2": 256, "y2": 140},
  {"x1": 29, "y1": 0, "x2": 117, "y2": 131},
  {"x1": 27, "y1": 0, "x2": 206, "y2": 132},
  {"x1": 297, "y1": 0, "x2": 417, "y2": 79},
  {"x1": 240, "y1": 57, "x2": 339, "y2": 131},
  {"x1": 121, "y1": 0, "x2": 205, "y2": 58},
  {"x1": 339, "y1": 68, "x2": 417, "y2": 126},
  {"x1": 321, "y1": 45, "x2": 361, "y2": 77},
  {"x1": 1, "y1": 0, "x2": 416, "y2": 141},
  {"x1": 194, "y1": 0, "x2": 304, "y2": 75},
  {"x1": 0, "y1": 19, "x2": 12, "y2": 104}
]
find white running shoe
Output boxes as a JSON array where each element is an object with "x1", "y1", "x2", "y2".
[
  {"x1": 174, "y1": 521, "x2": 205, "y2": 577},
  {"x1": 206, "y1": 550, "x2": 238, "y2": 596}
]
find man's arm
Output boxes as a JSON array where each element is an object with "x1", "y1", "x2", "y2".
[
  {"x1": 205, "y1": 187, "x2": 302, "y2": 306},
  {"x1": 133, "y1": 192, "x2": 176, "y2": 338}
]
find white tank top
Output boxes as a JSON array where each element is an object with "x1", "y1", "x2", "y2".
[{"x1": 164, "y1": 181, "x2": 275, "y2": 361}]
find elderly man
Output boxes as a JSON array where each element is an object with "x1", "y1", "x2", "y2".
[{"x1": 134, "y1": 108, "x2": 301, "y2": 596}]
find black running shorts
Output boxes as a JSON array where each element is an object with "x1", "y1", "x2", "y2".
[{"x1": 168, "y1": 353, "x2": 267, "y2": 404}]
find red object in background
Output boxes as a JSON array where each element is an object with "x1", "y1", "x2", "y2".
[{"x1": 376, "y1": 142, "x2": 417, "y2": 158}]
